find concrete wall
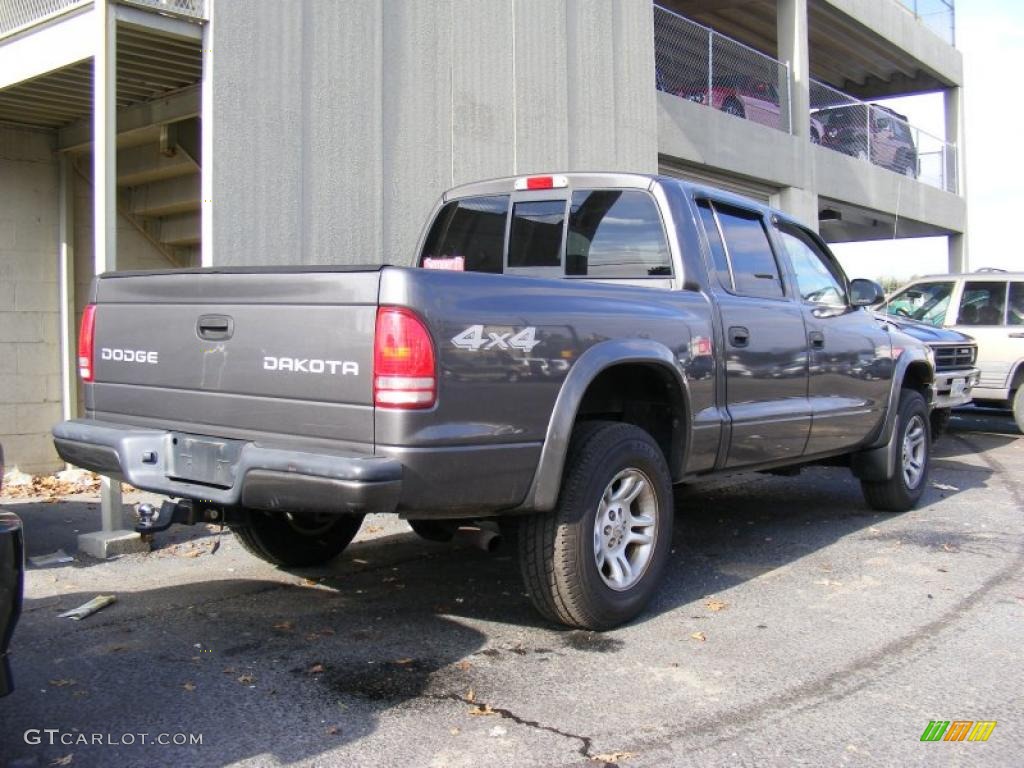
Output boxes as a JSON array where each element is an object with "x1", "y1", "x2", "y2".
[
  {"x1": 208, "y1": 0, "x2": 659, "y2": 268},
  {"x1": 0, "y1": 124, "x2": 61, "y2": 474}
]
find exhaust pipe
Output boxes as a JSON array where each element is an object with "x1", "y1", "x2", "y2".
[{"x1": 455, "y1": 526, "x2": 502, "y2": 553}]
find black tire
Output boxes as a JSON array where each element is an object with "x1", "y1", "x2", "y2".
[
  {"x1": 930, "y1": 407, "x2": 951, "y2": 442},
  {"x1": 721, "y1": 98, "x2": 745, "y2": 119},
  {"x1": 231, "y1": 510, "x2": 363, "y2": 567},
  {"x1": 861, "y1": 389, "x2": 931, "y2": 512},
  {"x1": 810, "y1": 128, "x2": 820, "y2": 145},
  {"x1": 408, "y1": 519, "x2": 459, "y2": 542},
  {"x1": 1013, "y1": 387, "x2": 1024, "y2": 434},
  {"x1": 518, "y1": 421, "x2": 673, "y2": 630}
]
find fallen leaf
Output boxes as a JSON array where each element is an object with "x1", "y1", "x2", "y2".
[
  {"x1": 49, "y1": 679, "x2": 77, "y2": 688},
  {"x1": 222, "y1": 667, "x2": 237, "y2": 675},
  {"x1": 237, "y1": 674, "x2": 256, "y2": 685},
  {"x1": 325, "y1": 725, "x2": 340, "y2": 736},
  {"x1": 365, "y1": 525, "x2": 384, "y2": 534},
  {"x1": 591, "y1": 752, "x2": 635, "y2": 764},
  {"x1": 455, "y1": 660, "x2": 473, "y2": 671},
  {"x1": 468, "y1": 704, "x2": 497, "y2": 716},
  {"x1": 302, "y1": 578, "x2": 318, "y2": 586},
  {"x1": 50, "y1": 756, "x2": 73, "y2": 767},
  {"x1": 689, "y1": 631, "x2": 707, "y2": 642},
  {"x1": 182, "y1": 682, "x2": 196, "y2": 692},
  {"x1": 705, "y1": 599, "x2": 728, "y2": 612},
  {"x1": 449, "y1": 727, "x2": 460, "y2": 735},
  {"x1": 181, "y1": 549, "x2": 202, "y2": 559},
  {"x1": 942, "y1": 543, "x2": 958, "y2": 553},
  {"x1": 272, "y1": 621, "x2": 295, "y2": 631},
  {"x1": 307, "y1": 663, "x2": 325, "y2": 675},
  {"x1": 394, "y1": 658, "x2": 414, "y2": 666},
  {"x1": 465, "y1": 687, "x2": 475, "y2": 702},
  {"x1": 932, "y1": 482, "x2": 959, "y2": 492}
]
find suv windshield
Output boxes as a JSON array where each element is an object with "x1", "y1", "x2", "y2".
[{"x1": 884, "y1": 281, "x2": 954, "y2": 327}]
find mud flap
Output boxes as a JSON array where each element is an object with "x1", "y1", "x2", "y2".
[{"x1": 850, "y1": 428, "x2": 898, "y2": 482}]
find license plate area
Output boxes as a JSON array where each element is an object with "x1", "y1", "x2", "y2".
[
  {"x1": 951, "y1": 378, "x2": 966, "y2": 397},
  {"x1": 166, "y1": 433, "x2": 245, "y2": 488}
]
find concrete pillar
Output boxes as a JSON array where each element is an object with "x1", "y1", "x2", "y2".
[
  {"x1": 80, "y1": 0, "x2": 147, "y2": 559},
  {"x1": 200, "y1": 0, "x2": 214, "y2": 266},
  {"x1": 948, "y1": 233, "x2": 966, "y2": 274},
  {"x1": 943, "y1": 86, "x2": 965, "y2": 196},
  {"x1": 772, "y1": 186, "x2": 819, "y2": 231},
  {"x1": 58, "y1": 156, "x2": 77, "y2": 426},
  {"x1": 777, "y1": 0, "x2": 809, "y2": 141}
]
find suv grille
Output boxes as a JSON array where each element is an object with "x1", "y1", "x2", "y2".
[{"x1": 933, "y1": 344, "x2": 976, "y2": 371}]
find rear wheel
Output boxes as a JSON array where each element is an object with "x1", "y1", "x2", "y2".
[
  {"x1": 861, "y1": 389, "x2": 930, "y2": 512},
  {"x1": 518, "y1": 421, "x2": 673, "y2": 630},
  {"x1": 721, "y1": 98, "x2": 745, "y2": 119},
  {"x1": 232, "y1": 510, "x2": 363, "y2": 567}
]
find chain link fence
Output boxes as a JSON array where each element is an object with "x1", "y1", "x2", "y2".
[
  {"x1": 898, "y1": 0, "x2": 955, "y2": 46},
  {"x1": 655, "y1": 5, "x2": 791, "y2": 135},
  {"x1": 810, "y1": 78, "x2": 957, "y2": 193}
]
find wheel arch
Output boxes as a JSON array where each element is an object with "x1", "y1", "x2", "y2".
[{"x1": 514, "y1": 339, "x2": 691, "y2": 513}]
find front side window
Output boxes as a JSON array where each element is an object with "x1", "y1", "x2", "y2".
[
  {"x1": 715, "y1": 205, "x2": 785, "y2": 298},
  {"x1": 507, "y1": 200, "x2": 565, "y2": 269},
  {"x1": 420, "y1": 195, "x2": 509, "y2": 273},
  {"x1": 958, "y1": 281, "x2": 1008, "y2": 326},
  {"x1": 777, "y1": 224, "x2": 847, "y2": 305},
  {"x1": 885, "y1": 281, "x2": 953, "y2": 327},
  {"x1": 566, "y1": 190, "x2": 671, "y2": 277}
]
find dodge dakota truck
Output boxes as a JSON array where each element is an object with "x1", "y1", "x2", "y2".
[{"x1": 53, "y1": 173, "x2": 936, "y2": 630}]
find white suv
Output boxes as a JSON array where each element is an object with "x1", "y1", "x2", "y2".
[{"x1": 881, "y1": 271, "x2": 1024, "y2": 432}]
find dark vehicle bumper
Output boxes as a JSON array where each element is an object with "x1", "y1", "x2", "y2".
[
  {"x1": 52, "y1": 419, "x2": 403, "y2": 516},
  {"x1": 0, "y1": 510, "x2": 24, "y2": 697}
]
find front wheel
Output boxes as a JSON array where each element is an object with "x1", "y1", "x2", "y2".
[
  {"x1": 861, "y1": 389, "x2": 931, "y2": 512},
  {"x1": 1013, "y1": 387, "x2": 1024, "y2": 434},
  {"x1": 232, "y1": 510, "x2": 363, "y2": 567},
  {"x1": 518, "y1": 421, "x2": 673, "y2": 630}
]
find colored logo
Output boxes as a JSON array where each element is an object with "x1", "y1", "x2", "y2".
[{"x1": 920, "y1": 721, "x2": 997, "y2": 742}]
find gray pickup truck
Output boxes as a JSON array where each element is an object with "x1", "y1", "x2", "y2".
[{"x1": 53, "y1": 172, "x2": 936, "y2": 630}]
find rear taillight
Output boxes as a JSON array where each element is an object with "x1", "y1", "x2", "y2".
[
  {"x1": 78, "y1": 304, "x2": 97, "y2": 382},
  {"x1": 373, "y1": 307, "x2": 436, "y2": 409}
]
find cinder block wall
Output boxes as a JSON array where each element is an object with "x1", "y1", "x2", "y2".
[{"x1": 0, "y1": 124, "x2": 62, "y2": 474}]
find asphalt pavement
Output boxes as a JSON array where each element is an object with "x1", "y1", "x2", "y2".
[{"x1": 0, "y1": 408, "x2": 1021, "y2": 767}]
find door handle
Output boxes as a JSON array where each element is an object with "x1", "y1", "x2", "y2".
[
  {"x1": 728, "y1": 326, "x2": 750, "y2": 348},
  {"x1": 197, "y1": 314, "x2": 234, "y2": 341},
  {"x1": 809, "y1": 331, "x2": 825, "y2": 349}
]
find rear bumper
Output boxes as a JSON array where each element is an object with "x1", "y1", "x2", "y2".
[
  {"x1": 52, "y1": 419, "x2": 402, "y2": 515},
  {"x1": 932, "y1": 368, "x2": 980, "y2": 409}
]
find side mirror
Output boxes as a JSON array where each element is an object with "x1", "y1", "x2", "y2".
[{"x1": 849, "y1": 278, "x2": 885, "y2": 307}]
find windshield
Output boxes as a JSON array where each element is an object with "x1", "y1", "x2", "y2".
[{"x1": 884, "y1": 281, "x2": 954, "y2": 327}]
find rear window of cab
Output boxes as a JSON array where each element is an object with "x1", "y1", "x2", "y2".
[{"x1": 420, "y1": 189, "x2": 673, "y2": 279}]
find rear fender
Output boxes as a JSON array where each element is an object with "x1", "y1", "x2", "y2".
[{"x1": 513, "y1": 339, "x2": 691, "y2": 513}]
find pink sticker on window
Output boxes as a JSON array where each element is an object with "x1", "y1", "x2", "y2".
[{"x1": 422, "y1": 256, "x2": 465, "y2": 271}]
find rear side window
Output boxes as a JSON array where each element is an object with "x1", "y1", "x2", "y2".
[
  {"x1": 1010, "y1": 282, "x2": 1024, "y2": 326},
  {"x1": 508, "y1": 200, "x2": 565, "y2": 269},
  {"x1": 958, "y1": 281, "x2": 1008, "y2": 326},
  {"x1": 421, "y1": 195, "x2": 509, "y2": 273},
  {"x1": 566, "y1": 190, "x2": 671, "y2": 277},
  {"x1": 696, "y1": 200, "x2": 731, "y2": 288},
  {"x1": 711, "y1": 204, "x2": 785, "y2": 298}
]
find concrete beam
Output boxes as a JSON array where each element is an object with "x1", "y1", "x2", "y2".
[
  {"x1": 116, "y1": 142, "x2": 198, "y2": 187},
  {"x1": 113, "y1": 3, "x2": 203, "y2": 42},
  {"x1": 58, "y1": 84, "x2": 200, "y2": 151},
  {"x1": 0, "y1": 6, "x2": 94, "y2": 90},
  {"x1": 128, "y1": 174, "x2": 200, "y2": 217},
  {"x1": 157, "y1": 212, "x2": 200, "y2": 246},
  {"x1": 658, "y1": 91, "x2": 802, "y2": 190}
]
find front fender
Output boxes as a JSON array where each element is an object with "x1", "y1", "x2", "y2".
[{"x1": 512, "y1": 338, "x2": 691, "y2": 513}]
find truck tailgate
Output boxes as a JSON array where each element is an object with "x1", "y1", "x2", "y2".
[{"x1": 88, "y1": 268, "x2": 379, "y2": 446}]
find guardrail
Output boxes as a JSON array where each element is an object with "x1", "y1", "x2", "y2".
[
  {"x1": 897, "y1": 0, "x2": 955, "y2": 46},
  {"x1": 0, "y1": 0, "x2": 205, "y2": 40},
  {"x1": 655, "y1": 5, "x2": 792, "y2": 135},
  {"x1": 809, "y1": 78, "x2": 957, "y2": 193}
]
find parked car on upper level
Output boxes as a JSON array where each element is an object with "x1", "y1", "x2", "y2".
[
  {"x1": 0, "y1": 442, "x2": 25, "y2": 697},
  {"x1": 666, "y1": 74, "x2": 825, "y2": 142},
  {"x1": 53, "y1": 173, "x2": 937, "y2": 630},
  {"x1": 813, "y1": 103, "x2": 918, "y2": 178},
  {"x1": 879, "y1": 272, "x2": 1024, "y2": 432}
]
